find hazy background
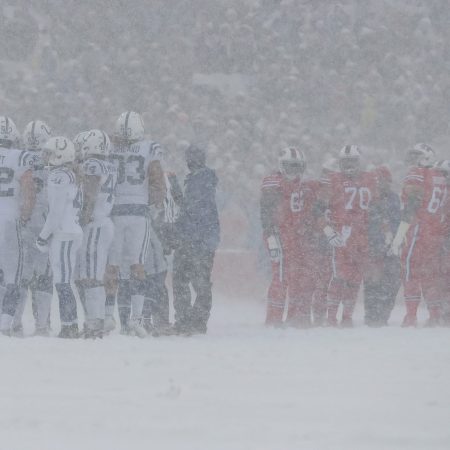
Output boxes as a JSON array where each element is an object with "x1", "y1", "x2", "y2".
[{"x1": 1, "y1": 0, "x2": 450, "y2": 255}]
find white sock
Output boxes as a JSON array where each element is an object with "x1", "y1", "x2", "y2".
[
  {"x1": 85, "y1": 286, "x2": 106, "y2": 323},
  {"x1": 131, "y1": 294, "x2": 144, "y2": 320},
  {"x1": 0, "y1": 313, "x2": 13, "y2": 332},
  {"x1": 12, "y1": 288, "x2": 28, "y2": 328},
  {"x1": 35, "y1": 291, "x2": 52, "y2": 329}
]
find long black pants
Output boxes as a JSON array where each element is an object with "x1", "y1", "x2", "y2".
[
  {"x1": 173, "y1": 242, "x2": 215, "y2": 332},
  {"x1": 364, "y1": 255, "x2": 401, "y2": 326}
]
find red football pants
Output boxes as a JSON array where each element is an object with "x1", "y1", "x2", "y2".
[{"x1": 266, "y1": 244, "x2": 317, "y2": 325}]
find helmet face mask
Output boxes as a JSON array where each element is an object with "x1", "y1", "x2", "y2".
[
  {"x1": 339, "y1": 156, "x2": 360, "y2": 176},
  {"x1": 278, "y1": 147, "x2": 306, "y2": 180},
  {"x1": 280, "y1": 160, "x2": 305, "y2": 179},
  {"x1": 338, "y1": 145, "x2": 362, "y2": 177}
]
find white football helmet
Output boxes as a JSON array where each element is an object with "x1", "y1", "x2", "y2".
[
  {"x1": 83, "y1": 129, "x2": 111, "y2": 158},
  {"x1": 435, "y1": 159, "x2": 450, "y2": 177},
  {"x1": 114, "y1": 111, "x2": 144, "y2": 142},
  {"x1": 73, "y1": 130, "x2": 90, "y2": 162},
  {"x1": 406, "y1": 143, "x2": 435, "y2": 167},
  {"x1": 0, "y1": 116, "x2": 20, "y2": 148},
  {"x1": 43, "y1": 136, "x2": 76, "y2": 166},
  {"x1": 338, "y1": 145, "x2": 362, "y2": 176},
  {"x1": 278, "y1": 147, "x2": 306, "y2": 179},
  {"x1": 23, "y1": 120, "x2": 52, "y2": 151}
]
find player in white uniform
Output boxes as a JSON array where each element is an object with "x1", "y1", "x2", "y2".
[
  {"x1": 0, "y1": 116, "x2": 36, "y2": 336},
  {"x1": 142, "y1": 171, "x2": 182, "y2": 335},
  {"x1": 77, "y1": 129, "x2": 117, "y2": 338},
  {"x1": 16, "y1": 120, "x2": 53, "y2": 336},
  {"x1": 107, "y1": 111, "x2": 165, "y2": 337},
  {"x1": 36, "y1": 137, "x2": 83, "y2": 338}
]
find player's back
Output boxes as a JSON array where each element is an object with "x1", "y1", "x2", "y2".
[
  {"x1": 402, "y1": 166, "x2": 447, "y2": 235},
  {"x1": 0, "y1": 147, "x2": 34, "y2": 220},
  {"x1": 47, "y1": 166, "x2": 82, "y2": 238},
  {"x1": 110, "y1": 140, "x2": 162, "y2": 209},
  {"x1": 83, "y1": 157, "x2": 117, "y2": 223},
  {"x1": 28, "y1": 154, "x2": 48, "y2": 231}
]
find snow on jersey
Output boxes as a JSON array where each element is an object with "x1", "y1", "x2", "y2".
[
  {"x1": 110, "y1": 140, "x2": 163, "y2": 207},
  {"x1": 0, "y1": 147, "x2": 36, "y2": 220},
  {"x1": 321, "y1": 170, "x2": 378, "y2": 236},
  {"x1": 39, "y1": 166, "x2": 83, "y2": 240},
  {"x1": 260, "y1": 172, "x2": 317, "y2": 241},
  {"x1": 28, "y1": 154, "x2": 48, "y2": 231},
  {"x1": 401, "y1": 166, "x2": 447, "y2": 236},
  {"x1": 82, "y1": 157, "x2": 117, "y2": 223}
]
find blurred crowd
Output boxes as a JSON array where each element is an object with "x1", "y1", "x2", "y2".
[{"x1": 1, "y1": 0, "x2": 450, "y2": 247}]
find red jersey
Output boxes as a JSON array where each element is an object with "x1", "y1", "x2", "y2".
[
  {"x1": 401, "y1": 166, "x2": 447, "y2": 236},
  {"x1": 260, "y1": 172, "x2": 317, "y2": 240},
  {"x1": 321, "y1": 170, "x2": 378, "y2": 232}
]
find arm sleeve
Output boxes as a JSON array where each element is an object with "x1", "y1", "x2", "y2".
[
  {"x1": 260, "y1": 183, "x2": 281, "y2": 236},
  {"x1": 39, "y1": 178, "x2": 68, "y2": 240}
]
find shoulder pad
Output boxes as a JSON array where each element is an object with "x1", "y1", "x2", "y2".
[
  {"x1": 261, "y1": 173, "x2": 282, "y2": 190},
  {"x1": 48, "y1": 168, "x2": 76, "y2": 186},
  {"x1": 403, "y1": 167, "x2": 425, "y2": 185},
  {"x1": 83, "y1": 158, "x2": 107, "y2": 176}
]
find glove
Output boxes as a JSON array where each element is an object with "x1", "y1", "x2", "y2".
[
  {"x1": 323, "y1": 225, "x2": 344, "y2": 248},
  {"x1": 388, "y1": 221, "x2": 410, "y2": 256},
  {"x1": 384, "y1": 230, "x2": 394, "y2": 248},
  {"x1": 19, "y1": 217, "x2": 29, "y2": 227},
  {"x1": 36, "y1": 236, "x2": 49, "y2": 253},
  {"x1": 267, "y1": 235, "x2": 281, "y2": 263}
]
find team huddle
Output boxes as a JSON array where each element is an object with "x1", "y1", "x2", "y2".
[
  {"x1": 0, "y1": 112, "x2": 175, "y2": 338},
  {"x1": 261, "y1": 143, "x2": 450, "y2": 328}
]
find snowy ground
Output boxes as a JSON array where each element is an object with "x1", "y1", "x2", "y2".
[{"x1": 1, "y1": 297, "x2": 450, "y2": 450}]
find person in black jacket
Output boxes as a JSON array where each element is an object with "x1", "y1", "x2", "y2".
[
  {"x1": 172, "y1": 145, "x2": 220, "y2": 334},
  {"x1": 365, "y1": 165, "x2": 401, "y2": 326}
]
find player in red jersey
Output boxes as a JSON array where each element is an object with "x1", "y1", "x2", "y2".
[
  {"x1": 390, "y1": 144, "x2": 447, "y2": 327},
  {"x1": 260, "y1": 147, "x2": 319, "y2": 327},
  {"x1": 433, "y1": 159, "x2": 450, "y2": 326},
  {"x1": 318, "y1": 145, "x2": 380, "y2": 327}
]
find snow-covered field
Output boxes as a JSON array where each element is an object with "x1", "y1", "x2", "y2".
[{"x1": 1, "y1": 297, "x2": 449, "y2": 450}]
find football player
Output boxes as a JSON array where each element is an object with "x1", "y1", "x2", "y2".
[
  {"x1": 0, "y1": 116, "x2": 36, "y2": 336},
  {"x1": 36, "y1": 137, "x2": 83, "y2": 338},
  {"x1": 390, "y1": 143, "x2": 447, "y2": 326},
  {"x1": 260, "y1": 147, "x2": 319, "y2": 327},
  {"x1": 318, "y1": 145, "x2": 380, "y2": 327},
  {"x1": 77, "y1": 130, "x2": 117, "y2": 338},
  {"x1": 107, "y1": 111, "x2": 165, "y2": 337},
  {"x1": 142, "y1": 171, "x2": 182, "y2": 335},
  {"x1": 16, "y1": 120, "x2": 53, "y2": 336}
]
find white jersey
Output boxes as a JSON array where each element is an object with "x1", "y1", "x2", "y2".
[
  {"x1": 82, "y1": 157, "x2": 117, "y2": 224},
  {"x1": 110, "y1": 140, "x2": 163, "y2": 212},
  {"x1": 28, "y1": 154, "x2": 48, "y2": 231},
  {"x1": 0, "y1": 147, "x2": 35, "y2": 220},
  {"x1": 39, "y1": 166, "x2": 83, "y2": 240}
]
